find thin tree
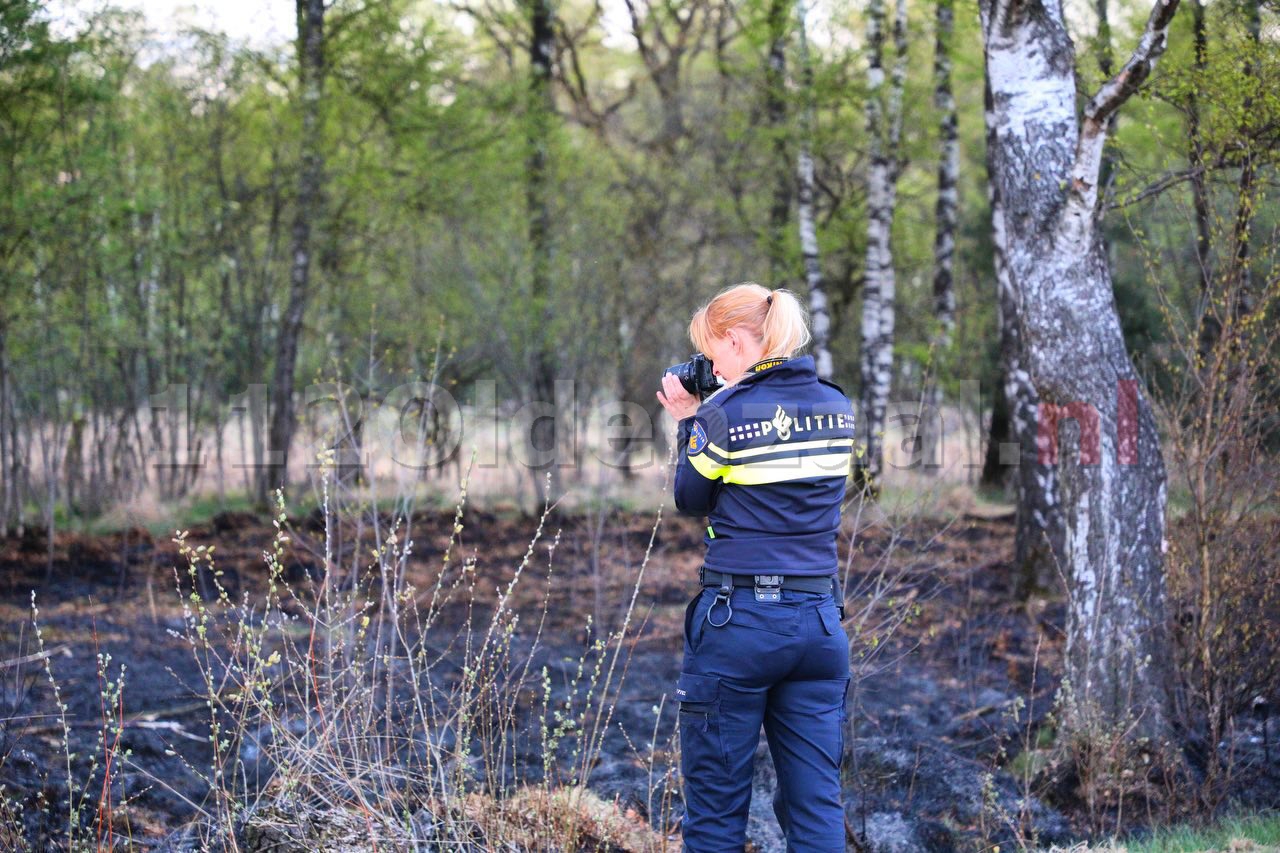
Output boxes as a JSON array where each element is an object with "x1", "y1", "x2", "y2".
[
  {"x1": 524, "y1": 0, "x2": 561, "y2": 500},
  {"x1": 795, "y1": 0, "x2": 832, "y2": 380},
  {"x1": 262, "y1": 0, "x2": 326, "y2": 504},
  {"x1": 1181, "y1": 0, "x2": 1261, "y2": 363},
  {"x1": 765, "y1": 0, "x2": 791, "y2": 285},
  {"x1": 921, "y1": 0, "x2": 958, "y2": 474},
  {"x1": 859, "y1": 0, "x2": 907, "y2": 484},
  {"x1": 1094, "y1": 0, "x2": 1118, "y2": 198},
  {"x1": 1186, "y1": 0, "x2": 1216, "y2": 359},
  {"x1": 1227, "y1": 0, "x2": 1261, "y2": 325}
]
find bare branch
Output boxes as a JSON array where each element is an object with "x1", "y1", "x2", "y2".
[
  {"x1": 1084, "y1": 0, "x2": 1180, "y2": 130},
  {"x1": 622, "y1": 0, "x2": 657, "y2": 71},
  {"x1": 556, "y1": 17, "x2": 636, "y2": 137},
  {"x1": 1065, "y1": 0, "x2": 1181, "y2": 225},
  {"x1": 449, "y1": 0, "x2": 519, "y2": 70},
  {"x1": 1107, "y1": 165, "x2": 1203, "y2": 211}
]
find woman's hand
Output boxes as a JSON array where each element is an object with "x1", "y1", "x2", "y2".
[{"x1": 657, "y1": 373, "x2": 701, "y2": 422}]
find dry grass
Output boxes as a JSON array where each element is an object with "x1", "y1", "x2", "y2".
[{"x1": 7, "y1": 449, "x2": 686, "y2": 850}]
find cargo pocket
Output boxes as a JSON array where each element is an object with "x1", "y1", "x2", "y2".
[{"x1": 675, "y1": 672, "x2": 727, "y2": 771}]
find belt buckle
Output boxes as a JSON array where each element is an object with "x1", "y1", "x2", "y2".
[{"x1": 754, "y1": 574, "x2": 782, "y2": 602}]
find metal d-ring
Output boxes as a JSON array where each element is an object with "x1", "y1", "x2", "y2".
[{"x1": 706, "y1": 588, "x2": 732, "y2": 627}]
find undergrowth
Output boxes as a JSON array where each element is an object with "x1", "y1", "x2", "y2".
[{"x1": 6, "y1": 450, "x2": 681, "y2": 850}]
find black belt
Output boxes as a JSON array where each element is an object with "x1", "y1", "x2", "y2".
[
  {"x1": 698, "y1": 566, "x2": 845, "y2": 625},
  {"x1": 699, "y1": 566, "x2": 837, "y2": 595}
]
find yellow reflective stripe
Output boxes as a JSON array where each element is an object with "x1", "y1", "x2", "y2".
[
  {"x1": 690, "y1": 440, "x2": 853, "y2": 484},
  {"x1": 705, "y1": 437, "x2": 853, "y2": 460},
  {"x1": 721, "y1": 453, "x2": 852, "y2": 485},
  {"x1": 689, "y1": 451, "x2": 730, "y2": 480}
]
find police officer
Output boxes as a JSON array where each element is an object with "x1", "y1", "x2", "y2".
[{"x1": 656, "y1": 282, "x2": 854, "y2": 852}]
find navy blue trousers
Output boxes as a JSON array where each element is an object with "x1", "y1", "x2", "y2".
[{"x1": 677, "y1": 585, "x2": 850, "y2": 852}]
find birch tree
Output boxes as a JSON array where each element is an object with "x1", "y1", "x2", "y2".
[
  {"x1": 263, "y1": 0, "x2": 326, "y2": 503},
  {"x1": 979, "y1": 0, "x2": 1182, "y2": 742},
  {"x1": 987, "y1": 97, "x2": 1065, "y2": 597},
  {"x1": 921, "y1": 0, "x2": 958, "y2": 473},
  {"x1": 795, "y1": 0, "x2": 832, "y2": 379},
  {"x1": 859, "y1": 0, "x2": 907, "y2": 484},
  {"x1": 765, "y1": 0, "x2": 791, "y2": 285}
]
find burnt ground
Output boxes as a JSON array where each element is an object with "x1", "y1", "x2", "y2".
[{"x1": 0, "y1": 505, "x2": 1276, "y2": 851}]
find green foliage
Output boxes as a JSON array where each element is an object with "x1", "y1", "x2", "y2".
[{"x1": 0, "y1": 0, "x2": 1274, "y2": 525}]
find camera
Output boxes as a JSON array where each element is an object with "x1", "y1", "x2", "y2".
[{"x1": 665, "y1": 353, "x2": 721, "y2": 400}]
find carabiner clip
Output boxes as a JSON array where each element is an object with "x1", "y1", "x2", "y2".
[{"x1": 706, "y1": 584, "x2": 732, "y2": 628}]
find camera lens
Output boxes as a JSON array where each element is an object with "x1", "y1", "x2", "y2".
[{"x1": 664, "y1": 355, "x2": 719, "y2": 400}]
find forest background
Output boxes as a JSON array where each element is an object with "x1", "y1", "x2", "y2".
[{"x1": 1, "y1": 0, "x2": 1278, "y2": 849}]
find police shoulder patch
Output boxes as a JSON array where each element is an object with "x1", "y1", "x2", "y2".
[{"x1": 688, "y1": 420, "x2": 709, "y2": 455}]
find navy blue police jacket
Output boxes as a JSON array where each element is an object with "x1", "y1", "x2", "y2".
[{"x1": 674, "y1": 354, "x2": 855, "y2": 577}]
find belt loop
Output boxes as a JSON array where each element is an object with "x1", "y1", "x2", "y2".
[{"x1": 707, "y1": 571, "x2": 733, "y2": 627}]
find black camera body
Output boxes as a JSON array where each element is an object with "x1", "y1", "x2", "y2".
[{"x1": 665, "y1": 353, "x2": 721, "y2": 400}]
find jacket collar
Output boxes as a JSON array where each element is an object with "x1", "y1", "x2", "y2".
[{"x1": 735, "y1": 354, "x2": 816, "y2": 386}]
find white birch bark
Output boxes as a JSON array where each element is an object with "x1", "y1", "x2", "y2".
[
  {"x1": 984, "y1": 75, "x2": 1064, "y2": 595},
  {"x1": 922, "y1": 0, "x2": 958, "y2": 473},
  {"x1": 930, "y1": 0, "x2": 958, "y2": 346},
  {"x1": 859, "y1": 0, "x2": 907, "y2": 483},
  {"x1": 980, "y1": 0, "x2": 1180, "y2": 742},
  {"x1": 795, "y1": 0, "x2": 831, "y2": 380}
]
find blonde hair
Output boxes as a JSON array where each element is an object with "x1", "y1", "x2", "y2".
[{"x1": 689, "y1": 282, "x2": 811, "y2": 360}]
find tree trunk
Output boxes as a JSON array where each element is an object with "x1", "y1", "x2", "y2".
[
  {"x1": 766, "y1": 0, "x2": 790, "y2": 285},
  {"x1": 1228, "y1": 0, "x2": 1261, "y2": 323},
  {"x1": 65, "y1": 413, "x2": 85, "y2": 517},
  {"x1": 979, "y1": 369, "x2": 1009, "y2": 487},
  {"x1": 1186, "y1": 0, "x2": 1217, "y2": 360},
  {"x1": 0, "y1": 315, "x2": 12, "y2": 535},
  {"x1": 1094, "y1": 0, "x2": 1118, "y2": 200},
  {"x1": 858, "y1": 0, "x2": 907, "y2": 486},
  {"x1": 525, "y1": 0, "x2": 562, "y2": 503},
  {"x1": 921, "y1": 0, "x2": 959, "y2": 474},
  {"x1": 262, "y1": 0, "x2": 326, "y2": 505},
  {"x1": 983, "y1": 76, "x2": 1064, "y2": 596},
  {"x1": 795, "y1": 0, "x2": 831, "y2": 380},
  {"x1": 980, "y1": 0, "x2": 1180, "y2": 744}
]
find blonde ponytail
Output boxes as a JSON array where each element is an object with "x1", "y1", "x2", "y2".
[
  {"x1": 759, "y1": 287, "x2": 810, "y2": 358},
  {"x1": 690, "y1": 282, "x2": 811, "y2": 359}
]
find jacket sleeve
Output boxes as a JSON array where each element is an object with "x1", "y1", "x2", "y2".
[{"x1": 674, "y1": 406, "x2": 731, "y2": 516}]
